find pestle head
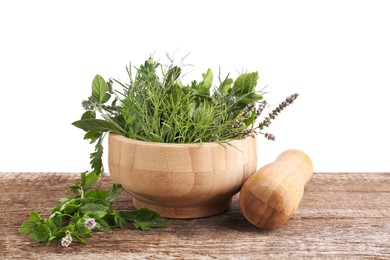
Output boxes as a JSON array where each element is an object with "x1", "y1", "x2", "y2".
[
  {"x1": 239, "y1": 149, "x2": 313, "y2": 228},
  {"x1": 275, "y1": 149, "x2": 313, "y2": 184}
]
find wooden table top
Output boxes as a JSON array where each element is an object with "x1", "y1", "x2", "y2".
[{"x1": 0, "y1": 172, "x2": 389, "y2": 259}]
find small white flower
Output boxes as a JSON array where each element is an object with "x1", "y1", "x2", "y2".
[
  {"x1": 84, "y1": 217, "x2": 96, "y2": 230},
  {"x1": 61, "y1": 235, "x2": 72, "y2": 247}
]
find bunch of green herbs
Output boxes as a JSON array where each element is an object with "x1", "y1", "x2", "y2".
[
  {"x1": 19, "y1": 172, "x2": 171, "y2": 247},
  {"x1": 73, "y1": 56, "x2": 298, "y2": 148}
]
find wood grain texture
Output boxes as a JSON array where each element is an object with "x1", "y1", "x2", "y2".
[
  {"x1": 108, "y1": 132, "x2": 257, "y2": 218},
  {"x1": 240, "y1": 150, "x2": 313, "y2": 228},
  {"x1": 0, "y1": 172, "x2": 389, "y2": 259}
]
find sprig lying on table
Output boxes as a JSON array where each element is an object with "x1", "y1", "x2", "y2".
[{"x1": 19, "y1": 172, "x2": 171, "y2": 247}]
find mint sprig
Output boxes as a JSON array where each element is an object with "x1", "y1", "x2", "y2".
[{"x1": 19, "y1": 176, "x2": 171, "y2": 246}]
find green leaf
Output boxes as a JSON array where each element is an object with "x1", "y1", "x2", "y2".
[
  {"x1": 84, "y1": 131, "x2": 102, "y2": 144},
  {"x1": 84, "y1": 189, "x2": 109, "y2": 200},
  {"x1": 31, "y1": 224, "x2": 51, "y2": 243},
  {"x1": 81, "y1": 111, "x2": 96, "y2": 120},
  {"x1": 218, "y1": 78, "x2": 233, "y2": 96},
  {"x1": 102, "y1": 93, "x2": 111, "y2": 104},
  {"x1": 244, "y1": 110, "x2": 256, "y2": 126},
  {"x1": 69, "y1": 183, "x2": 82, "y2": 195},
  {"x1": 79, "y1": 197, "x2": 110, "y2": 207},
  {"x1": 95, "y1": 218, "x2": 111, "y2": 232},
  {"x1": 106, "y1": 184, "x2": 122, "y2": 202},
  {"x1": 169, "y1": 83, "x2": 182, "y2": 103},
  {"x1": 47, "y1": 221, "x2": 59, "y2": 239},
  {"x1": 198, "y1": 69, "x2": 213, "y2": 96},
  {"x1": 76, "y1": 217, "x2": 92, "y2": 236},
  {"x1": 121, "y1": 208, "x2": 171, "y2": 231},
  {"x1": 83, "y1": 171, "x2": 99, "y2": 188},
  {"x1": 92, "y1": 74, "x2": 107, "y2": 104},
  {"x1": 233, "y1": 72, "x2": 258, "y2": 94},
  {"x1": 19, "y1": 211, "x2": 45, "y2": 235},
  {"x1": 49, "y1": 212, "x2": 63, "y2": 229},
  {"x1": 89, "y1": 136, "x2": 104, "y2": 176},
  {"x1": 51, "y1": 203, "x2": 63, "y2": 214},
  {"x1": 250, "y1": 93, "x2": 263, "y2": 101},
  {"x1": 111, "y1": 210, "x2": 126, "y2": 228},
  {"x1": 72, "y1": 119, "x2": 122, "y2": 133},
  {"x1": 59, "y1": 198, "x2": 80, "y2": 213},
  {"x1": 238, "y1": 93, "x2": 263, "y2": 106},
  {"x1": 73, "y1": 233, "x2": 87, "y2": 244},
  {"x1": 29, "y1": 211, "x2": 42, "y2": 222},
  {"x1": 80, "y1": 203, "x2": 109, "y2": 219},
  {"x1": 164, "y1": 66, "x2": 181, "y2": 87},
  {"x1": 19, "y1": 221, "x2": 36, "y2": 235},
  {"x1": 80, "y1": 171, "x2": 87, "y2": 187},
  {"x1": 63, "y1": 202, "x2": 80, "y2": 215}
]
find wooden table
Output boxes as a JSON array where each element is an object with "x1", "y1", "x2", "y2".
[{"x1": 0, "y1": 172, "x2": 389, "y2": 259}]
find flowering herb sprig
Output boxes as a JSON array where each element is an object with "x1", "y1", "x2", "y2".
[
  {"x1": 19, "y1": 173, "x2": 171, "y2": 246},
  {"x1": 258, "y1": 93, "x2": 299, "y2": 132},
  {"x1": 61, "y1": 231, "x2": 73, "y2": 247},
  {"x1": 84, "y1": 218, "x2": 97, "y2": 230}
]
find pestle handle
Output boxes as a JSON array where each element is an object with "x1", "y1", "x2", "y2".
[
  {"x1": 275, "y1": 149, "x2": 313, "y2": 184},
  {"x1": 239, "y1": 149, "x2": 313, "y2": 228}
]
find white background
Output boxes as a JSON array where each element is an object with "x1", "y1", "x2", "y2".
[{"x1": 0, "y1": 0, "x2": 389, "y2": 173}]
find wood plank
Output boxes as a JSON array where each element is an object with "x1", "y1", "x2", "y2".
[{"x1": 0, "y1": 172, "x2": 389, "y2": 259}]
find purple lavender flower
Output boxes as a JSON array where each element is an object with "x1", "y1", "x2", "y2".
[
  {"x1": 264, "y1": 133, "x2": 276, "y2": 141},
  {"x1": 231, "y1": 118, "x2": 244, "y2": 128},
  {"x1": 258, "y1": 93, "x2": 299, "y2": 130},
  {"x1": 255, "y1": 101, "x2": 267, "y2": 118},
  {"x1": 243, "y1": 103, "x2": 256, "y2": 117}
]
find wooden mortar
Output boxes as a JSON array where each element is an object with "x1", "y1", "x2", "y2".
[{"x1": 108, "y1": 132, "x2": 257, "y2": 218}]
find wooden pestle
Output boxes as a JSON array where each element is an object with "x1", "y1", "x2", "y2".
[{"x1": 239, "y1": 149, "x2": 313, "y2": 228}]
